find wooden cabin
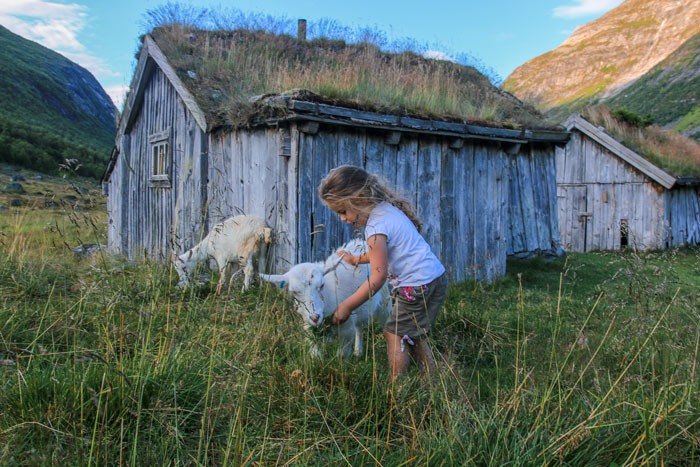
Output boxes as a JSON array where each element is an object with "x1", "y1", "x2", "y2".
[
  {"x1": 102, "y1": 30, "x2": 569, "y2": 283},
  {"x1": 557, "y1": 114, "x2": 700, "y2": 252}
]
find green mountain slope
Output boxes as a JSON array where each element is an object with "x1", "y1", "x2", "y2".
[
  {"x1": 606, "y1": 33, "x2": 700, "y2": 141},
  {"x1": 0, "y1": 25, "x2": 117, "y2": 178}
]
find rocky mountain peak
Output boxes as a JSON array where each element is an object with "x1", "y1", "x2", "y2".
[{"x1": 503, "y1": 0, "x2": 700, "y2": 109}]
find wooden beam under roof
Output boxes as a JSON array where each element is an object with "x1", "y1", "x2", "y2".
[{"x1": 264, "y1": 98, "x2": 570, "y2": 145}]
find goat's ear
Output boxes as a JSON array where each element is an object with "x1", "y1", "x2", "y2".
[
  {"x1": 262, "y1": 227, "x2": 273, "y2": 244},
  {"x1": 323, "y1": 253, "x2": 345, "y2": 275},
  {"x1": 260, "y1": 273, "x2": 288, "y2": 289}
]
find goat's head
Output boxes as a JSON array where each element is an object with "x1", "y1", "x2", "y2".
[
  {"x1": 260, "y1": 263, "x2": 328, "y2": 327},
  {"x1": 173, "y1": 250, "x2": 193, "y2": 286},
  {"x1": 261, "y1": 227, "x2": 273, "y2": 245}
]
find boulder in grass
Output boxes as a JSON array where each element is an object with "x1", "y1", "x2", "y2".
[
  {"x1": 3, "y1": 182, "x2": 25, "y2": 193},
  {"x1": 73, "y1": 243, "x2": 107, "y2": 257}
]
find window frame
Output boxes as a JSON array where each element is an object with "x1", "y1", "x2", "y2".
[{"x1": 148, "y1": 128, "x2": 171, "y2": 187}]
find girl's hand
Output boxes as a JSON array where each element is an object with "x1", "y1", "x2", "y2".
[
  {"x1": 336, "y1": 250, "x2": 357, "y2": 265},
  {"x1": 332, "y1": 303, "x2": 352, "y2": 325}
]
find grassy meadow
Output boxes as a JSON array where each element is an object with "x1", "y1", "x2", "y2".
[{"x1": 1, "y1": 171, "x2": 699, "y2": 465}]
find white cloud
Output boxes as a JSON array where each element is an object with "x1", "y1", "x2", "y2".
[
  {"x1": 104, "y1": 84, "x2": 129, "y2": 110},
  {"x1": 423, "y1": 50, "x2": 456, "y2": 63},
  {"x1": 0, "y1": 1, "x2": 113, "y2": 85},
  {"x1": 0, "y1": 1, "x2": 87, "y2": 50},
  {"x1": 553, "y1": 0, "x2": 624, "y2": 19}
]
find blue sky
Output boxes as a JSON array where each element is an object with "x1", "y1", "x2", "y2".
[{"x1": 0, "y1": 0, "x2": 624, "y2": 109}]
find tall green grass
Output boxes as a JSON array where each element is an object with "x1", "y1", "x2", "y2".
[{"x1": 1, "y1": 207, "x2": 699, "y2": 464}]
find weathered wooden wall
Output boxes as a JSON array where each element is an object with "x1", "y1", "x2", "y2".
[
  {"x1": 107, "y1": 135, "x2": 125, "y2": 254},
  {"x1": 106, "y1": 68, "x2": 207, "y2": 260},
  {"x1": 206, "y1": 127, "x2": 297, "y2": 273},
  {"x1": 556, "y1": 130, "x2": 667, "y2": 251},
  {"x1": 294, "y1": 127, "x2": 512, "y2": 283},
  {"x1": 506, "y1": 145, "x2": 561, "y2": 256},
  {"x1": 665, "y1": 187, "x2": 700, "y2": 247}
]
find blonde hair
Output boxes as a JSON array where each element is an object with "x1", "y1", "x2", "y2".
[{"x1": 318, "y1": 165, "x2": 422, "y2": 233}]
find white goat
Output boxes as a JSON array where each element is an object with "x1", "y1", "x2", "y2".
[
  {"x1": 174, "y1": 215, "x2": 273, "y2": 294},
  {"x1": 260, "y1": 238, "x2": 390, "y2": 357}
]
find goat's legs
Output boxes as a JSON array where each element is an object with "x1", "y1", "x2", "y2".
[
  {"x1": 217, "y1": 263, "x2": 234, "y2": 295},
  {"x1": 242, "y1": 251, "x2": 255, "y2": 291},
  {"x1": 353, "y1": 325, "x2": 363, "y2": 357},
  {"x1": 215, "y1": 266, "x2": 226, "y2": 295}
]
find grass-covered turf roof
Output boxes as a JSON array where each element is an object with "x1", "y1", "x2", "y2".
[
  {"x1": 582, "y1": 105, "x2": 700, "y2": 179},
  {"x1": 145, "y1": 24, "x2": 556, "y2": 131}
]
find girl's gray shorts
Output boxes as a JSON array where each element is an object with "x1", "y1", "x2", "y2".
[{"x1": 385, "y1": 273, "x2": 448, "y2": 339}]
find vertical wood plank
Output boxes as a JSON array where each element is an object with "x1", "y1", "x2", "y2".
[
  {"x1": 416, "y1": 139, "x2": 441, "y2": 251},
  {"x1": 297, "y1": 132, "x2": 314, "y2": 263},
  {"x1": 472, "y1": 146, "x2": 490, "y2": 281},
  {"x1": 439, "y1": 145, "x2": 455, "y2": 279},
  {"x1": 337, "y1": 131, "x2": 365, "y2": 241},
  {"x1": 395, "y1": 137, "x2": 418, "y2": 208},
  {"x1": 311, "y1": 130, "x2": 338, "y2": 260},
  {"x1": 364, "y1": 136, "x2": 384, "y2": 176}
]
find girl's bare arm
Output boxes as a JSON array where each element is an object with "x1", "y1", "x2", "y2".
[
  {"x1": 337, "y1": 249, "x2": 370, "y2": 266},
  {"x1": 332, "y1": 234, "x2": 388, "y2": 325}
]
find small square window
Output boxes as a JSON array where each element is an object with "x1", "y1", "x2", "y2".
[
  {"x1": 152, "y1": 141, "x2": 169, "y2": 177},
  {"x1": 149, "y1": 129, "x2": 171, "y2": 187}
]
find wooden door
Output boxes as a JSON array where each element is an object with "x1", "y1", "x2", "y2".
[{"x1": 557, "y1": 185, "x2": 589, "y2": 252}]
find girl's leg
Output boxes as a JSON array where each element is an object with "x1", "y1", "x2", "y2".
[
  {"x1": 410, "y1": 337, "x2": 436, "y2": 375},
  {"x1": 384, "y1": 330, "x2": 411, "y2": 379}
]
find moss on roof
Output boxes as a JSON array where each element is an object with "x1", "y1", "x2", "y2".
[
  {"x1": 147, "y1": 25, "x2": 557, "y2": 131},
  {"x1": 582, "y1": 105, "x2": 700, "y2": 178}
]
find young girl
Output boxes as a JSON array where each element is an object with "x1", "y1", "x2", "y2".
[{"x1": 318, "y1": 165, "x2": 448, "y2": 378}]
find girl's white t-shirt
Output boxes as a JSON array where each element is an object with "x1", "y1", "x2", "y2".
[{"x1": 364, "y1": 202, "x2": 445, "y2": 289}]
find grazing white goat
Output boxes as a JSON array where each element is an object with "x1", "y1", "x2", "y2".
[
  {"x1": 260, "y1": 238, "x2": 390, "y2": 357},
  {"x1": 174, "y1": 215, "x2": 273, "y2": 294}
]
